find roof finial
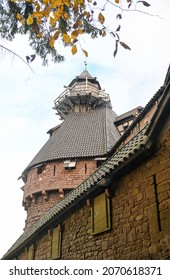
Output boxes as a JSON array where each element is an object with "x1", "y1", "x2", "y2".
[{"x1": 84, "y1": 60, "x2": 87, "y2": 70}]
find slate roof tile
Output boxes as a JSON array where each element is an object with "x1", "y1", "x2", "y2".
[{"x1": 23, "y1": 107, "x2": 120, "y2": 173}]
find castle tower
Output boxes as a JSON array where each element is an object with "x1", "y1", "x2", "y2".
[{"x1": 21, "y1": 70, "x2": 121, "y2": 229}]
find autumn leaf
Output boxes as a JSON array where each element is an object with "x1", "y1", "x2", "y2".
[
  {"x1": 71, "y1": 30, "x2": 79, "y2": 39},
  {"x1": 54, "y1": 31, "x2": 60, "y2": 40},
  {"x1": 62, "y1": 33, "x2": 71, "y2": 43},
  {"x1": 116, "y1": 25, "x2": 121, "y2": 32},
  {"x1": 116, "y1": 14, "x2": 122, "y2": 19},
  {"x1": 37, "y1": 32, "x2": 42, "y2": 39},
  {"x1": 83, "y1": 50, "x2": 88, "y2": 57},
  {"x1": 119, "y1": 41, "x2": 131, "y2": 50},
  {"x1": 26, "y1": 15, "x2": 33, "y2": 25},
  {"x1": 49, "y1": 37, "x2": 55, "y2": 48},
  {"x1": 115, "y1": 0, "x2": 120, "y2": 4},
  {"x1": 73, "y1": 20, "x2": 83, "y2": 29},
  {"x1": 98, "y1": 12, "x2": 105, "y2": 24},
  {"x1": 71, "y1": 45, "x2": 77, "y2": 55},
  {"x1": 50, "y1": 17, "x2": 56, "y2": 26},
  {"x1": 102, "y1": 29, "x2": 106, "y2": 37},
  {"x1": 137, "y1": 1, "x2": 151, "y2": 7},
  {"x1": 16, "y1": 13, "x2": 22, "y2": 20}
]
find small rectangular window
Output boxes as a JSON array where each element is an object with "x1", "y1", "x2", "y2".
[
  {"x1": 91, "y1": 192, "x2": 111, "y2": 235},
  {"x1": 51, "y1": 226, "x2": 61, "y2": 259},
  {"x1": 37, "y1": 164, "x2": 46, "y2": 174},
  {"x1": 64, "y1": 159, "x2": 77, "y2": 169}
]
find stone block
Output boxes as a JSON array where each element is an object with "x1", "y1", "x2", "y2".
[
  {"x1": 148, "y1": 214, "x2": 159, "y2": 240},
  {"x1": 149, "y1": 244, "x2": 158, "y2": 255},
  {"x1": 160, "y1": 210, "x2": 170, "y2": 234}
]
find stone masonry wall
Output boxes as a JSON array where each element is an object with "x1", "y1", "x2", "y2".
[{"x1": 18, "y1": 115, "x2": 170, "y2": 259}]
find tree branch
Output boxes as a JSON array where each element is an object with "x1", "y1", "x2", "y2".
[{"x1": 0, "y1": 44, "x2": 35, "y2": 73}]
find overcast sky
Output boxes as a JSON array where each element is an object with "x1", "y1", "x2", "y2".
[{"x1": 0, "y1": 0, "x2": 170, "y2": 258}]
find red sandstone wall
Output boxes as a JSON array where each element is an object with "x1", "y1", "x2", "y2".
[{"x1": 23, "y1": 159, "x2": 97, "y2": 228}]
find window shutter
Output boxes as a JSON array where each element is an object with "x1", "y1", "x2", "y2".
[
  {"x1": 27, "y1": 244, "x2": 34, "y2": 260},
  {"x1": 51, "y1": 226, "x2": 61, "y2": 259},
  {"x1": 91, "y1": 192, "x2": 111, "y2": 235}
]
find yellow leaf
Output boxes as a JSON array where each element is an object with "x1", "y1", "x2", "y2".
[
  {"x1": 102, "y1": 29, "x2": 106, "y2": 37},
  {"x1": 54, "y1": 31, "x2": 60, "y2": 40},
  {"x1": 71, "y1": 30, "x2": 79, "y2": 39},
  {"x1": 53, "y1": 11, "x2": 61, "y2": 21},
  {"x1": 115, "y1": 0, "x2": 119, "y2": 3},
  {"x1": 83, "y1": 49, "x2": 88, "y2": 57},
  {"x1": 71, "y1": 45, "x2": 77, "y2": 55},
  {"x1": 63, "y1": 12, "x2": 70, "y2": 20},
  {"x1": 49, "y1": 37, "x2": 55, "y2": 48},
  {"x1": 77, "y1": 0, "x2": 84, "y2": 5},
  {"x1": 64, "y1": 0, "x2": 71, "y2": 6},
  {"x1": 50, "y1": 17, "x2": 56, "y2": 26},
  {"x1": 37, "y1": 18, "x2": 42, "y2": 25},
  {"x1": 98, "y1": 12, "x2": 105, "y2": 24},
  {"x1": 16, "y1": 13, "x2": 22, "y2": 20},
  {"x1": 43, "y1": 0, "x2": 49, "y2": 4},
  {"x1": 37, "y1": 32, "x2": 43, "y2": 39},
  {"x1": 62, "y1": 33, "x2": 71, "y2": 43},
  {"x1": 77, "y1": 29, "x2": 83, "y2": 34},
  {"x1": 26, "y1": 15, "x2": 33, "y2": 25}
]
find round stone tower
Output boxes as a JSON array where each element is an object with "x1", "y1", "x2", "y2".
[{"x1": 21, "y1": 70, "x2": 120, "y2": 229}]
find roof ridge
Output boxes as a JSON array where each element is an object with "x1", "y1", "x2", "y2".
[{"x1": 110, "y1": 85, "x2": 165, "y2": 154}]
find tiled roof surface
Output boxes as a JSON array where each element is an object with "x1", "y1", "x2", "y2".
[
  {"x1": 114, "y1": 106, "x2": 143, "y2": 124},
  {"x1": 24, "y1": 107, "x2": 120, "y2": 172},
  {"x1": 2, "y1": 125, "x2": 149, "y2": 259}
]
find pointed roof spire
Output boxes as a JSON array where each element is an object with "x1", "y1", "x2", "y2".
[{"x1": 78, "y1": 69, "x2": 93, "y2": 79}]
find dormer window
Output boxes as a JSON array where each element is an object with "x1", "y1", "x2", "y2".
[{"x1": 64, "y1": 159, "x2": 77, "y2": 170}]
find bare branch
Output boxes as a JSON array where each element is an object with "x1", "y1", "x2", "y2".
[
  {"x1": 106, "y1": 0, "x2": 163, "y2": 19},
  {"x1": 0, "y1": 44, "x2": 35, "y2": 73}
]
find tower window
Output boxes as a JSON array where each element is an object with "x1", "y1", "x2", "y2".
[
  {"x1": 64, "y1": 159, "x2": 77, "y2": 170},
  {"x1": 37, "y1": 164, "x2": 46, "y2": 174}
]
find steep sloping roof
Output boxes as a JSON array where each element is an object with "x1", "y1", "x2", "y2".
[
  {"x1": 23, "y1": 107, "x2": 120, "y2": 173},
  {"x1": 68, "y1": 70, "x2": 101, "y2": 89},
  {"x1": 114, "y1": 106, "x2": 143, "y2": 124},
  {"x1": 2, "y1": 72, "x2": 170, "y2": 260}
]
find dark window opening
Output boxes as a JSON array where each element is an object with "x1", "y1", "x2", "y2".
[
  {"x1": 53, "y1": 165, "x2": 56, "y2": 176},
  {"x1": 37, "y1": 164, "x2": 46, "y2": 174},
  {"x1": 85, "y1": 163, "x2": 87, "y2": 174}
]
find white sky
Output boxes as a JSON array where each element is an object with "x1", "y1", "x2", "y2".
[{"x1": 0, "y1": 0, "x2": 170, "y2": 258}]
